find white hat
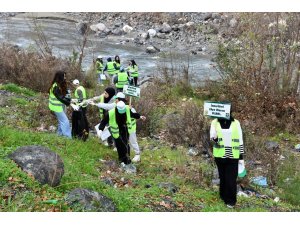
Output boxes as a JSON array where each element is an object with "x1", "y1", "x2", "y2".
[
  {"x1": 114, "y1": 92, "x2": 125, "y2": 99},
  {"x1": 116, "y1": 101, "x2": 126, "y2": 114},
  {"x1": 72, "y1": 79, "x2": 79, "y2": 85},
  {"x1": 97, "y1": 55, "x2": 103, "y2": 59}
]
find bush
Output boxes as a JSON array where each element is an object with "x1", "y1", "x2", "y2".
[{"x1": 0, "y1": 44, "x2": 83, "y2": 93}]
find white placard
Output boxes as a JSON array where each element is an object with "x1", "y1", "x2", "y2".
[
  {"x1": 123, "y1": 85, "x2": 141, "y2": 98},
  {"x1": 204, "y1": 101, "x2": 231, "y2": 119},
  {"x1": 100, "y1": 74, "x2": 107, "y2": 80}
]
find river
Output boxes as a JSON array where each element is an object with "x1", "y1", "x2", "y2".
[{"x1": 0, "y1": 17, "x2": 219, "y2": 83}]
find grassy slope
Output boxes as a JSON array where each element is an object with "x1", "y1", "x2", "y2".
[{"x1": 0, "y1": 83, "x2": 299, "y2": 212}]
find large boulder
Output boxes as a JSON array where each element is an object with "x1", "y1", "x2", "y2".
[
  {"x1": 90, "y1": 23, "x2": 107, "y2": 32},
  {"x1": 159, "y1": 22, "x2": 172, "y2": 33},
  {"x1": 76, "y1": 21, "x2": 89, "y2": 35},
  {"x1": 146, "y1": 46, "x2": 160, "y2": 54},
  {"x1": 122, "y1": 25, "x2": 133, "y2": 33},
  {"x1": 8, "y1": 145, "x2": 64, "y2": 187},
  {"x1": 66, "y1": 188, "x2": 116, "y2": 212}
]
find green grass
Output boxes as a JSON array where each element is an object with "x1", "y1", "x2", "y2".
[
  {"x1": 0, "y1": 83, "x2": 36, "y2": 97},
  {"x1": 1, "y1": 83, "x2": 300, "y2": 212}
]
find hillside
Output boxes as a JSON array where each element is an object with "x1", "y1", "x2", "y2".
[{"x1": 1, "y1": 83, "x2": 300, "y2": 212}]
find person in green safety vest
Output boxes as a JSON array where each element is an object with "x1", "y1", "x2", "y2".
[
  {"x1": 210, "y1": 107, "x2": 245, "y2": 208},
  {"x1": 92, "y1": 87, "x2": 116, "y2": 146},
  {"x1": 103, "y1": 57, "x2": 119, "y2": 85},
  {"x1": 90, "y1": 92, "x2": 146, "y2": 163},
  {"x1": 48, "y1": 70, "x2": 72, "y2": 138},
  {"x1": 114, "y1": 55, "x2": 121, "y2": 74},
  {"x1": 97, "y1": 101, "x2": 142, "y2": 165},
  {"x1": 126, "y1": 59, "x2": 139, "y2": 86},
  {"x1": 114, "y1": 66, "x2": 129, "y2": 93},
  {"x1": 71, "y1": 79, "x2": 89, "y2": 140},
  {"x1": 96, "y1": 55, "x2": 104, "y2": 86}
]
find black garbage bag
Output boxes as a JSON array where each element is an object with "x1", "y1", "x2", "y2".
[{"x1": 72, "y1": 108, "x2": 89, "y2": 141}]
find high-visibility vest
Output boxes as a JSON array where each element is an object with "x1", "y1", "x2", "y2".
[
  {"x1": 108, "y1": 106, "x2": 133, "y2": 139},
  {"x1": 114, "y1": 61, "x2": 120, "y2": 74},
  {"x1": 48, "y1": 83, "x2": 64, "y2": 112},
  {"x1": 96, "y1": 61, "x2": 104, "y2": 73},
  {"x1": 99, "y1": 94, "x2": 104, "y2": 119},
  {"x1": 212, "y1": 119, "x2": 240, "y2": 159},
  {"x1": 74, "y1": 86, "x2": 87, "y2": 108},
  {"x1": 116, "y1": 72, "x2": 128, "y2": 89},
  {"x1": 106, "y1": 62, "x2": 117, "y2": 76},
  {"x1": 129, "y1": 65, "x2": 139, "y2": 77},
  {"x1": 131, "y1": 117, "x2": 136, "y2": 132}
]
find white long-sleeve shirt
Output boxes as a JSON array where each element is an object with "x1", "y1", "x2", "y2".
[{"x1": 210, "y1": 119, "x2": 244, "y2": 158}]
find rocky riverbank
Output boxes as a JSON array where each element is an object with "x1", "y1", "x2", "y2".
[{"x1": 0, "y1": 12, "x2": 240, "y2": 59}]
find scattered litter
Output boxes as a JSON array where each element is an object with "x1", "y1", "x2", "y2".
[
  {"x1": 121, "y1": 163, "x2": 137, "y2": 174},
  {"x1": 251, "y1": 176, "x2": 268, "y2": 187},
  {"x1": 274, "y1": 197, "x2": 280, "y2": 203},
  {"x1": 237, "y1": 191, "x2": 249, "y2": 198},
  {"x1": 294, "y1": 144, "x2": 300, "y2": 151},
  {"x1": 42, "y1": 199, "x2": 59, "y2": 204}
]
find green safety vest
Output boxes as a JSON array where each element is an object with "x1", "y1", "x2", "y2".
[
  {"x1": 131, "y1": 117, "x2": 136, "y2": 132},
  {"x1": 106, "y1": 62, "x2": 117, "y2": 76},
  {"x1": 74, "y1": 86, "x2": 87, "y2": 108},
  {"x1": 109, "y1": 106, "x2": 134, "y2": 139},
  {"x1": 212, "y1": 119, "x2": 240, "y2": 159},
  {"x1": 99, "y1": 94, "x2": 104, "y2": 119},
  {"x1": 129, "y1": 65, "x2": 139, "y2": 77},
  {"x1": 116, "y1": 72, "x2": 128, "y2": 88},
  {"x1": 114, "y1": 61, "x2": 120, "y2": 74},
  {"x1": 48, "y1": 83, "x2": 64, "y2": 112},
  {"x1": 96, "y1": 61, "x2": 104, "y2": 73}
]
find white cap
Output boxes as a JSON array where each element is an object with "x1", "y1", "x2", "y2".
[
  {"x1": 116, "y1": 101, "x2": 126, "y2": 114},
  {"x1": 72, "y1": 79, "x2": 79, "y2": 85},
  {"x1": 115, "y1": 92, "x2": 125, "y2": 99},
  {"x1": 97, "y1": 55, "x2": 103, "y2": 59}
]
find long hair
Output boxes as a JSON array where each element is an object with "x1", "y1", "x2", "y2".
[
  {"x1": 48, "y1": 70, "x2": 67, "y2": 95},
  {"x1": 130, "y1": 59, "x2": 137, "y2": 68},
  {"x1": 114, "y1": 55, "x2": 120, "y2": 64}
]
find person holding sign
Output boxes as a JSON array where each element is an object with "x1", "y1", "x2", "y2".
[
  {"x1": 114, "y1": 66, "x2": 129, "y2": 93},
  {"x1": 98, "y1": 101, "x2": 142, "y2": 165},
  {"x1": 209, "y1": 106, "x2": 245, "y2": 209}
]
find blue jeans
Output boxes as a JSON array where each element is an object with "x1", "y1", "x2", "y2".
[{"x1": 54, "y1": 111, "x2": 71, "y2": 138}]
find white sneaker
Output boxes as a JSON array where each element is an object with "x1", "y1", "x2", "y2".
[
  {"x1": 103, "y1": 141, "x2": 109, "y2": 146},
  {"x1": 113, "y1": 147, "x2": 117, "y2": 152},
  {"x1": 132, "y1": 155, "x2": 141, "y2": 163}
]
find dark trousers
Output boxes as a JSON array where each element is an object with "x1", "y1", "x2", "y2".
[
  {"x1": 215, "y1": 158, "x2": 238, "y2": 205},
  {"x1": 113, "y1": 130, "x2": 131, "y2": 164},
  {"x1": 71, "y1": 107, "x2": 89, "y2": 141},
  {"x1": 133, "y1": 77, "x2": 138, "y2": 86}
]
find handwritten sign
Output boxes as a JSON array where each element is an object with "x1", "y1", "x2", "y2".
[
  {"x1": 204, "y1": 101, "x2": 231, "y2": 119},
  {"x1": 123, "y1": 85, "x2": 141, "y2": 98}
]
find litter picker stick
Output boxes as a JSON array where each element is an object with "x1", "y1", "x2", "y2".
[{"x1": 129, "y1": 96, "x2": 132, "y2": 106}]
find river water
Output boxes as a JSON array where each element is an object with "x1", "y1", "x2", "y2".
[{"x1": 0, "y1": 17, "x2": 219, "y2": 83}]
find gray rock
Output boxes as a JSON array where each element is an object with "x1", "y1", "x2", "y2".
[
  {"x1": 229, "y1": 18, "x2": 238, "y2": 28},
  {"x1": 121, "y1": 163, "x2": 137, "y2": 174},
  {"x1": 158, "y1": 182, "x2": 178, "y2": 194},
  {"x1": 123, "y1": 24, "x2": 133, "y2": 33},
  {"x1": 111, "y1": 28, "x2": 124, "y2": 36},
  {"x1": 76, "y1": 22, "x2": 89, "y2": 35},
  {"x1": 148, "y1": 29, "x2": 157, "y2": 38},
  {"x1": 159, "y1": 22, "x2": 172, "y2": 33},
  {"x1": 146, "y1": 46, "x2": 160, "y2": 54},
  {"x1": 8, "y1": 145, "x2": 64, "y2": 187},
  {"x1": 156, "y1": 33, "x2": 167, "y2": 39},
  {"x1": 90, "y1": 23, "x2": 106, "y2": 32},
  {"x1": 203, "y1": 13, "x2": 212, "y2": 21},
  {"x1": 66, "y1": 188, "x2": 116, "y2": 212},
  {"x1": 188, "y1": 148, "x2": 199, "y2": 156},
  {"x1": 265, "y1": 141, "x2": 279, "y2": 152},
  {"x1": 101, "y1": 177, "x2": 114, "y2": 186},
  {"x1": 141, "y1": 32, "x2": 149, "y2": 39}
]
